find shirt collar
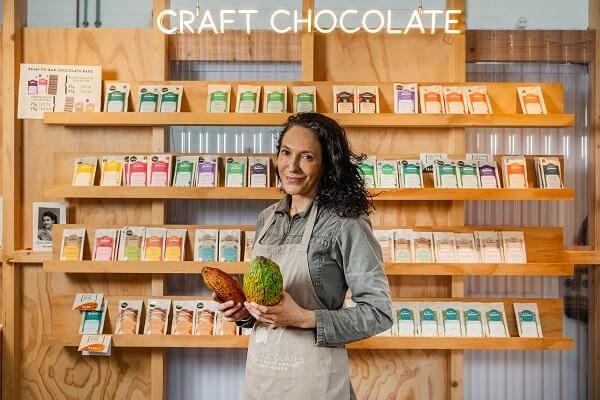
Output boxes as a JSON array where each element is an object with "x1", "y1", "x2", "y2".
[{"x1": 274, "y1": 195, "x2": 314, "y2": 219}]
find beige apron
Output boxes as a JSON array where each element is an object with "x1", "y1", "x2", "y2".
[{"x1": 244, "y1": 204, "x2": 352, "y2": 399}]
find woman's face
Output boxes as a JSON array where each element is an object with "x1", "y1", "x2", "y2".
[
  {"x1": 42, "y1": 216, "x2": 54, "y2": 229},
  {"x1": 277, "y1": 126, "x2": 323, "y2": 197}
]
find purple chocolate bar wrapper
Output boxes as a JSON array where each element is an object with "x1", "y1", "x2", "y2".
[
  {"x1": 397, "y1": 90, "x2": 416, "y2": 112},
  {"x1": 197, "y1": 162, "x2": 216, "y2": 184},
  {"x1": 479, "y1": 165, "x2": 496, "y2": 177}
]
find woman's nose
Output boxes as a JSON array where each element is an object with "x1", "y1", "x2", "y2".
[{"x1": 288, "y1": 156, "x2": 301, "y2": 171}]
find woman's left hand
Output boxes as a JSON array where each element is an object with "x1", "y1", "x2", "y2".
[{"x1": 245, "y1": 291, "x2": 316, "y2": 329}]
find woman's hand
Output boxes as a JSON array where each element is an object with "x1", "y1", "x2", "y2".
[
  {"x1": 213, "y1": 293, "x2": 250, "y2": 321},
  {"x1": 244, "y1": 291, "x2": 316, "y2": 329}
]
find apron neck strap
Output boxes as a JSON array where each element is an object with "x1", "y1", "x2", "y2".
[
  {"x1": 300, "y1": 203, "x2": 318, "y2": 247},
  {"x1": 257, "y1": 207, "x2": 277, "y2": 243}
]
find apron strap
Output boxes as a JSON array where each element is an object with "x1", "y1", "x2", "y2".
[
  {"x1": 257, "y1": 204, "x2": 278, "y2": 244},
  {"x1": 300, "y1": 203, "x2": 319, "y2": 248}
]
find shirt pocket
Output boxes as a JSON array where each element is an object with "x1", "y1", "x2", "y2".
[{"x1": 309, "y1": 235, "x2": 333, "y2": 288}]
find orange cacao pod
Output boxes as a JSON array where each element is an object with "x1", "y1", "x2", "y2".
[{"x1": 201, "y1": 267, "x2": 246, "y2": 304}]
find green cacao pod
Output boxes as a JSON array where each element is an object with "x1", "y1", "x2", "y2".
[{"x1": 243, "y1": 256, "x2": 283, "y2": 306}]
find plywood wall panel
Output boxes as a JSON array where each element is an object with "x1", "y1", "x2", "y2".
[
  {"x1": 0, "y1": 27, "x2": 3, "y2": 198},
  {"x1": 21, "y1": 265, "x2": 151, "y2": 400},
  {"x1": 315, "y1": 31, "x2": 462, "y2": 82},
  {"x1": 23, "y1": 28, "x2": 161, "y2": 79},
  {"x1": 350, "y1": 350, "x2": 448, "y2": 400},
  {"x1": 19, "y1": 28, "x2": 162, "y2": 400}
]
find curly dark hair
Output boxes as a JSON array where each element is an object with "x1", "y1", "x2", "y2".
[{"x1": 277, "y1": 113, "x2": 374, "y2": 218}]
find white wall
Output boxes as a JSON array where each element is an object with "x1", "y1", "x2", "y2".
[
  {"x1": 21, "y1": 0, "x2": 591, "y2": 29},
  {"x1": 26, "y1": 0, "x2": 153, "y2": 28},
  {"x1": 27, "y1": 0, "x2": 76, "y2": 27},
  {"x1": 467, "y1": 0, "x2": 588, "y2": 29}
]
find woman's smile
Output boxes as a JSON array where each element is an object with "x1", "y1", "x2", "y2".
[{"x1": 285, "y1": 175, "x2": 306, "y2": 184}]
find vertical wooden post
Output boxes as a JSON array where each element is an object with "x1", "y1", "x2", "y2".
[
  {"x1": 301, "y1": 0, "x2": 314, "y2": 80},
  {"x1": 447, "y1": 1, "x2": 466, "y2": 399},
  {"x1": 588, "y1": 2, "x2": 600, "y2": 399},
  {"x1": 151, "y1": 1, "x2": 169, "y2": 399},
  {"x1": 2, "y1": 1, "x2": 26, "y2": 399}
]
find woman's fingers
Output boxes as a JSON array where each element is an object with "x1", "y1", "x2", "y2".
[
  {"x1": 218, "y1": 300, "x2": 242, "y2": 314},
  {"x1": 216, "y1": 300, "x2": 233, "y2": 312},
  {"x1": 248, "y1": 302, "x2": 270, "y2": 315},
  {"x1": 224, "y1": 308, "x2": 248, "y2": 321},
  {"x1": 221, "y1": 302, "x2": 252, "y2": 321},
  {"x1": 246, "y1": 306, "x2": 261, "y2": 320},
  {"x1": 244, "y1": 302, "x2": 279, "y2": 325},
  {"x1": 222, "y1": 302, "x2": 243, "y2": 317}
]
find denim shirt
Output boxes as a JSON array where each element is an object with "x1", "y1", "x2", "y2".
[{"x1": 248, "y1": 195, "x2": 393, "y2": 347}]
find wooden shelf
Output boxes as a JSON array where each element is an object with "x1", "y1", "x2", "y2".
[
  {"x1": 44, "y1": 112, "x2": 575, "y2": 128},
  {"x1": 44, "y1": 186, "x2": 283, "y2": 200},
  {"x1": 43, "y1": 261, "x2": 246, "y2": 274},
  {"x1": 43, "y1": 261, "x2": 574, "y2": 277},
  {"x1": 384, "y1": 262, "x2": 573, "y2": 276},
  {"x1": 43, "y1": 186, "x2": 574, "y2": 201},
  {"x1": 44, "y1": 334, "x2": 250, "y2": 349},
  {"x1": 14, "y1": 250, "x2": 52, "y2": 263},
  {"x1": 564, "y1": 250, "x2": 600, "y2": 265},
  {"x1": 371, "y1": 188, "x2": 574, "y2": 201},
  {"x1": 44, "y1": 334, "x2": 572, "y2": 351}
]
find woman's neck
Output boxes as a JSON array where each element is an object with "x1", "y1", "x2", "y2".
[{"x1": 290, "y1": 193, "x2": 315, "y2": 216}]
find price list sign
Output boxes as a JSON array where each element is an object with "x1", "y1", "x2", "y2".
[{"x1": 18, "y1": 64, "x2": 102, "y2": 119}]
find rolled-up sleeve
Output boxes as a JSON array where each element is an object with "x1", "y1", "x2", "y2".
[{"x1": 314, "y1": 216, "x2": 393, "y2": 346}]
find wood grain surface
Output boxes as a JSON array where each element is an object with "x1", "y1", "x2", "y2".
[
  {"x1": 44, "y1": 111, "x2": 575, "y2": 128},
  {"x1": 16, "y1": 27, "x2": 162, "y2": 400}
]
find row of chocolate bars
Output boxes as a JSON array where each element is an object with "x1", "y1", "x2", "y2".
[
  {"x1": 360, "y1": 153, "x2": 563, "y2": 189},
  {"x1": 73, "y1": 294, "x2": 544, "y2": 339},
  {"x1": 72, "y1": 155, "x2": 271, "y2": 188},
  {"x1": 73, "y1": 295, "x2": 247, "y2": 337},
  {"x1": 59, "y1": 227, "x2": 254, "y2": 262},
  {"x1": 59, "y1": 226, "x2": 527, "y2": 265},
  {"x1": 102, "y1": 82, "x2": 549, "y2": 115},
  {"x1": 71, "y1": 153, "x2": 563, "y2": 190}
]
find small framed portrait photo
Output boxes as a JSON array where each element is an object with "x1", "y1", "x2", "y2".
[{"x1": 33, "y1": 202, "x2": 67, "y2": 251}]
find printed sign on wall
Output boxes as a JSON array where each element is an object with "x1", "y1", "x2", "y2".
[{"x1": 18, "y1": 64, "x2": 102, "y2": 119}]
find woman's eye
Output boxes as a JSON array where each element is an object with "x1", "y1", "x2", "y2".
[{"x1": 302, "y1": 154, "x2": 313, "y2": 160}]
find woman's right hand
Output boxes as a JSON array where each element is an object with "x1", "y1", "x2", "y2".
[{"x1": 213, "y1": 293, "x2": 250, "y2": 321}]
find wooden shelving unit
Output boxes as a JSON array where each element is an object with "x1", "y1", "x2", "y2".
[
  {"x1": 44, "y1": 112, "x2": 575, "y2": 128},
  {"x1": 44, "y1": 334, "x2": 572, "y2": 351},
  {"x1": 13, "y1": 250, "x2": 52, "y2": 263},
  {"x1": 43, "y1": 185, "x2": 575, "y2": 201},
  {"x1": 48, "y1": 295, "x2": 571, "y2": 351},
  {"x1": 564, "y1": 249, "x2": 600, "y2": 265},
  {"x1": 15, "y1": 13, "x2": 578, "y2": 398},
  {"x1": 42, "y1": 260, "x2": 573, "y2": 277}
]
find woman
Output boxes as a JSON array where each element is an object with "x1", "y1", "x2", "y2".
[
  {"x1": 217, "y1": 113, "x2": 393, "y2": 399},
  {"x1": 37, "y1": 210, "x2": 58, "y2": 241}
]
